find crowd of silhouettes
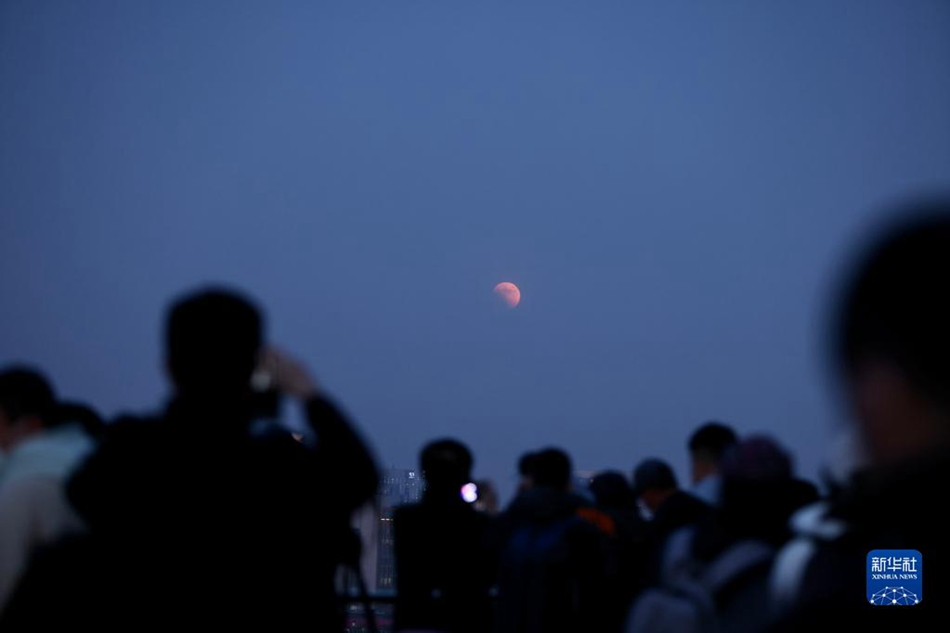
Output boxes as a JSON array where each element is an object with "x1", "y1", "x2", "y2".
[{"x1": 1, "y1": 199, "x2": 948, "y2": 632}]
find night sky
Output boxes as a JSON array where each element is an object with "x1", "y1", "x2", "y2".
[{"x1": 2, "y1": 1, "x2": 949, "y2": 501}]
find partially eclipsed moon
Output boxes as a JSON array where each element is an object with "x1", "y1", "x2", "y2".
[{"x1": 493, "y1": 282, "x2": 521, "y2": 308}]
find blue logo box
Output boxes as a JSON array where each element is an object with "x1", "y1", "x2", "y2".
[{"x1": 867, "y1": 549, "x2": 922, "y2": 606}]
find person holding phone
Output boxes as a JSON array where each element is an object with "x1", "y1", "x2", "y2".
[
  {"x1": 393, "y1": 439, "x2": 495, "y2": 633},
  {"x1": 2, "y1": 288, "x2": 379, "y2": 631}
]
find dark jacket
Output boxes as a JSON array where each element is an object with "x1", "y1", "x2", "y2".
[
  {"x1": 393, "y1": 494, "x2": 494, "y2": 633},
  {"x1": 493, "y1": 488, "x2": 614, "y2": 633},
  {"x1": 650, "y1": 490, "x2": 711, "y2": 544},
  {"x1": 773, "y1": 452, "x2": 949, "y2": 632},
  {"x1": 1, "y1": 394, "x2": 378, "y2": 631},
  {"x1": 598, "y1": 507, "x2": 650, "y2": 631},
  {"x1": 643, "y1": 490, "x2": 711, "y2": 586}
]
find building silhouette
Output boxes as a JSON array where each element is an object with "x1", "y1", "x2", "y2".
[{"x1": 352, "y1": 468, "x2": 424, "y2": 593}]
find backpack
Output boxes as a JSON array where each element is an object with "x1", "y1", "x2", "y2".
[
  {"x1": 498, "y1": 514, "x2": 608, "y2": 633},
  {"x1": 626, "y1": 528, "x2": 774, "y2": 633}
]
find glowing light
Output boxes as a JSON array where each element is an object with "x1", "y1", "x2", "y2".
[{"x1": 461, "y1": 482, "x2": 478, "y2": 503}]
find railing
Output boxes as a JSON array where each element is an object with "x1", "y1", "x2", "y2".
[{"x1": 343, "y1": 593, "x2": 395, "y2": 633}]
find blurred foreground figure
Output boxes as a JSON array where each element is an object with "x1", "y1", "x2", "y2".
[
  {"x1": 1, "y1": 288, "x2": 378, "y2": 630},
  {"x1": 393, "y1": 439, "x2": 494, "y2": 633},
  {"x1": 773, "y1": 204, "x2": 950, "y2": 631},
  {"x1": 0, "y1": 370, "x2": 97, "y2": 615}
]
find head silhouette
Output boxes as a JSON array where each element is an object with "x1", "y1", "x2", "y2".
[
  {"x1": 531, "y1": 448, "x2": 572, "y2": 491},
  {"x1": 590, "y1": 470, "x2": 636, "y2": 511},
  {"x1": 0, "y1": 366, "x2": 56, "y2": 451},
  {"x1": 688, "y1": 422, "x2": 738, "y2": 484},
  {"x1": 632, "y1": 458, "x2": 679, "y2": 512},
  {"x1": 420, "y1": 438, "x2": 473, "y2": 497},
  {"x1": 165, "y1": 287, "x2": 263, "y2": 399},
  {"x1": 835, "y1": 203, "x2": 950, "y2": 466},
  {"x1": 517, "y1": 451, "x2": 538, "y2": 491},
  {"x1": 720, "y1": 435, "x2": 798, "y2": 543}
]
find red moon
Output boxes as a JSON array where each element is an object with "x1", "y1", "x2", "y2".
[{"x1": 493, "y1": 282, "x2": 521, "y2": 308}]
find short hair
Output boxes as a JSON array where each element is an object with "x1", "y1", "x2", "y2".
[
  {"x1": 0, "y1": 367, "x2": 56, "y2": 425},
  {"x1": 688, "y1": 422, "x2": 738, "y2": 463},
  {"x1": 420, "y1": 439, "x2": 473, "y2": 486},
  {"x1": 166, "y1": 288, "x2": 263, "y2": 394},
  {"x1": 836, "y1": 204, "x2": 950, "y2": 407},
  {"x1": 589, "y1": 471, "x2": 636, "y2": 510},
  {"x1": 632, "y1": 458, "x2": 678, "y2": 495},
  {"x1": 518, "y1": 451, "x2": 537, "y2": 477},
  {"x1": 532, "y1": 447, "x2": 572, "y2": 489}
]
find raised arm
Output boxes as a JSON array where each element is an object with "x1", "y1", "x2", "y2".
[{"x1": 264, "y1": 348, "x2": 379, "y2": 511}]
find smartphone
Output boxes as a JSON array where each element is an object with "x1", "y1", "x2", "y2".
[
  {"x1": 250, "y1": 368, "x2": 281, "y2": 420},
  {"x1": 461, "y1": 482, "x2": 479, "y2": 503}
]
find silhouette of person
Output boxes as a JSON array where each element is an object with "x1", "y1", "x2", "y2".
[
  {"x1": 393, "y1": 439, "x2": 494, "y2": 633},
  {"x1": 589, "y1": 471, "x2": 649, "y2": 629},
  {"x1": 0, "y1": 368, "x2": 96, "y2": 615},
  {"x1": 3, "y1": 288, "x2": 378, "y2": 630},
  {"x1": 494, "y1": 448, "x2": 614, "y2": 633},
  {"x1": 628, "y1": 437, "x2": 802, "y2": 633},
  {"x1": 633, "y1": 458, "x2": 710, "y2": 545},
  {"x1": 773, "y1": 205, "x2": 950, "y2": 631},
  {"x1": 688, "y1": 422, "x2": 738, "y2": 506},
  {"x1": 516, "y1": 451, "x2": 538, "y2": 493}
]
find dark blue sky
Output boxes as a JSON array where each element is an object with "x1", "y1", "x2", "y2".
[{"x1": 2, "y1": 1, "x2": 949, "y2": 500}]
